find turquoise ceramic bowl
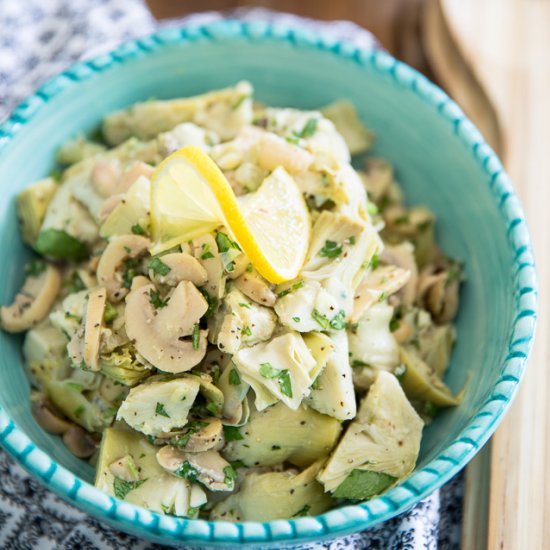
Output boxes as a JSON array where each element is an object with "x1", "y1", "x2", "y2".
[{"x1": 0, "y1": 19, "x2": 537, "y2": 548}]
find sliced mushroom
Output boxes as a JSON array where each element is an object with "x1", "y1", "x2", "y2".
[
  {"x1": 351, "y1": 265, "x2": 411, "y2": 323},
  {"x1": 96, "y1": 235, "x2": 150, "y2": 302},
  {"x1": 233, "y1": 270, "x2": 276, "y2": 307},
  {"x1": 109, "y1": 454, "x2": 139, "y2": 482},
  {"x1": 118, "y1": 161, "x2": 154, "y2": 194},
  {"x1": 418, "y1": 268, "x2": 460, "y2": 325},
  {"x1": 31, "y1": 395, "x2": 72, "y2": 435},
  {"x1": 149, "y1": 253, "x2": 207, "y2": 287},
  {"x1": 91, "y1": 159, "x2": 123, "y2": 197},
  {"x1": 125, "y1": 281, "x2": 208, "y2": 373},
  {"x1": 1, "y1": 264, "x2": 61, "y2": 333},
  {"x1": 130, "y1": 275, "x2": 151, "y2": 291},
  {"x1": 257, "y1": 133, "x2": 314, "y2": 174},
  {"x1": 156, "y1": 448, "x2": 234, "y2": 491},
  {"x1": 82, "y1": 287, "x2": 106, "y2": 371},
  {"x1": 163, "y1": 418, "x2": 224, "y2": 453},
  {"x1": 192, "y1": 234, "x2": 225, "y2": 301},
  {"x1": 63, "y1": 425, "x2": 97, "y2": 458},
  {"x1": 380, "y1": 242, "x2": 418, "y2": 306}
]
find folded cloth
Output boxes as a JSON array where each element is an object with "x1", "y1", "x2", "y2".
[{"x1": 0, "y1": 1, "x2": 463, "y2": 548}]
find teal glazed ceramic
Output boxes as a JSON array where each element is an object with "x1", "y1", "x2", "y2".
[{"x1": 0, "y1": 19, "x2": 537, "y2": 548}]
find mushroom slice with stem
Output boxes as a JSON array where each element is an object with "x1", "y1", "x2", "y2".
[
  {"x1": 1, "y1": 264, "x2": 61, "y2": 333},
  {"x1": 148, "y1": 253, "x2": 207, "y2": 288},
  {"x1": 125, "y1": 281, "x2": 208, "y2": 373},
  {"x1": 96, "y1": 235, "x2": 150, "y2": 302},
  {"x1": 156, "y1": 448, "x2": 235, "y2": 492},
  {"x1": 233, "y1": 269, "x2": 277, "y2": 307}
]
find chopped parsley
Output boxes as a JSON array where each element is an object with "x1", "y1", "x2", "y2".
[
  {"x1": 319, "y1": 240, "x2": 343, "y2": 258},
  {"x1": 393, "y1": 214, "x2": 409, "y2": 225},
  {"x1": 206, "y1": 402, "x2": 221, "y2": 416},
  {"x1": 329, "y1": 310, "x2": 347, "y2": 330},
  {"x1": 192, "y1": 323, "x2": 200, "y2": 350},
  {"x1": 131, "y1": 223, "x2": 146, "y2": 235},
  {"x1": 215, "y1": 232, "x2": 241, "y2": 253},
  {"x1": 170, "y1": 420, "x2": 209, "y2": 448},
  {"x1": 311, "y1": 376, "x2": 321, "y2": 390},
  {"x1": 223, "y1": 425, "x2": 244, "y2": 441},
  {"x1": 297, "y1": 117, "x2": 318, "y2": 138},
  {"x1": 311, "y1": 309, "x2": 330, "y2": 330},
  {"x1": 73, "y1": 405, "x2": 85, "y2": 418},
  {"x1": 175, "y1": 461, "x2": 199, "y2": 482},
  {"x1": 352, "y1": 359, "x2": 371, "y2": 368},
  {"x1": 103, "y1": 302, "x2": 118, "y2": 324},
  {"x1": 223, "y1": 465, "x2": 237, "y2": 486},
  {"x1": 24, "y1": 259, "x2": 47, "y2": 278},
  {"x1": 242, "y1": 325, "x2": 252, "y2": 337},
  {"x1": 277, "y1": 280, "x2": 304, "y2": 299},
  {"x1": 389, "y1": 317, "x2": 400, "y2": 332},
  {"x1": 155, "y1": 402, "x2": 170, "y2": 417},
  {"x1": 367, "y1": 202, "x2": 379, "y2": 216},
  {"x1": 230, "y1": 460, "x2": 246, "y2": 469},
  {"x1": 113, "y1": 477, "x2": 147, "y2": 500},
  {"x1": 67, "y1": 270, "x2": 86, "y2": 293},
  {"x1": 370, "y1": 254, "x2": 380, "y2": 270},
  {"x1": 423, "y1": 401, "x2": 439, "y2": 418},
  {"x1": 229, "y1": 368, "x2": 241, "y2": 386},
  {"x1": 199, "y1": 287, "x2": 218, "y2": 318},
  {"x1": 148, "y1": 288, "x2": 169, "y2": 309},
  {"x1": 122, "y1": 258, "x2": 141, "y2": 289},
  {"x1": 259, "y1": 363, "x2": 292, "y2": 398},
  {"x1": 348, "y1": 235, "x2": 356, "y2": 245},
  {"x1": 292, "y1": 316, "x2": 301, "y2": 323},
  {"x1": 200, "y1": 243, "x2": 214, "y2": 260},
  {"x1": 239, "y1": 302, "x2": 251, "y2": 309},
  {"x1": 148, "y1": 257, "x2": 171, "y2": 276},
  {"x1": 292, "y1": 504, "x2": 311, "y2": 517},
  {"x1": 246, "y1": 263, "x2": 253, "y2": 273},
  {"x1": 231, "y1": 94, "x2": 249, "y2": 110},
  {"x1": 211, "y1": 364, "x2": 221, "y2": 384},
  {"x1": 67, "y1": 382, "x2": 84, "y2": 393}
]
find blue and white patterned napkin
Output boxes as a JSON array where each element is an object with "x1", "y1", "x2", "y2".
[{"x1": 0, "y1": 1, "x2": 463, "y2": 548}]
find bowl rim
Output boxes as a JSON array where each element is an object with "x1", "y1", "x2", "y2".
[{"x1": 0, "y1": 18, "x2": 537, "y2": 547}]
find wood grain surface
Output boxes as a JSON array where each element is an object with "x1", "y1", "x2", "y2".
[{"x1": 438, "y1": 1, "x2": 550, "y2": 549}]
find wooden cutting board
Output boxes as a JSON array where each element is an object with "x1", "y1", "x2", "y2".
[{"x1": 423, "y1": 1, "x2": 550, "y2": 548}]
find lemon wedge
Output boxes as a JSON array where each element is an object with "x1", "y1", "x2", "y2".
[{"x1": 150, "y1": 146, "x2": 310, "y2": 283}]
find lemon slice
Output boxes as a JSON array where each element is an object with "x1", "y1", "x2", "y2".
[{"x1": 150, "y1": 146, "x2": 310, "y2": 283}]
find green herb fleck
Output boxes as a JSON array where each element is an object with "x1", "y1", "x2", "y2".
[
  {"x1": 199, "y1": 287, "x2": 218, "y2": 318},
  {"x1": 24, "y1": 259, "x2": 47, "y2": 278},
  {"x1": 192, "y1": 323, "x2": 200, "y2": 350},
  {"x1": 292, "y1": 504, "x2": 311, "y2": 517},
  {"x1": 212, "y1": 364, "x2": 221, "y2": 384},
  {"x1": 223, "y1": 465, "x2": 237, "y2": 486},
  {"x1": 277, "y1": 280, "x2": 304, "y2": 299},
  {"x1": 352, "y1": 359, "x2": 371, "y2": 368},
  {"x1": 223, "y1": 425, "x2": 244, "y2": 441},
  {"x1": 423, "y1": 401, "x2": 439, "y2": 418},
  {"x1": 215, "y1": 232, "x2": 241, "y2": 253},
  {"x1": 122, "y1": 257, "x2": 141, "y2": 289},
  {"x1": 348, "y1": 235, "x2": 356, "y2": 245},
  {"x1": 175, "y1": 461, "x2": 199, "y2": 482},
  {"x1": 230, "y1": 460, "x2": 246, "y2": 469},
  {"x1": 330, "y1": 310, "x2": 347, "y2": 330},
  {"x1": 131, "y1": 224, "x2": 146, "y2": 235},
  {"x1": 311, "y1": 309, "x2": 330, "y2": 330},
  {"x1": 155, "y1": 402, "x2": 170, "y2": 418},
  {"x1": 206, "y1": 402, "x2": 221, "y2": 416},
  {"x1": 319, "y1": 240, "x2": 343, "y2": 258},
  {"x1": 239, "y1": 302, "x2": 251, "y2": 309},
  {"x1": 393, "y1": 214, "x2": 409, "y2": 226},
  {"x1": 278, "y1": 370, "x2": 293, "y2": 398},
  {"x1": 259, "y1": 362, "x2": 279, "y2": 379},
  {"x1": 232, "y1": 94, "x2": 249, "y2": 110},
  {"x1": 113, "y1": 477, "x2": 147, "y2": 500},
  {"x1": 49, "y1": 167, "x2": 62, "y2": 182},
  {"x1": 103, "y1": 302, "x2": 118, "y2": 324},
  {"x1": 242, "y1": 325, "x2": 252, "y2": 337},
  {"x1": 389, "y1": 317, "x2": 400, "y2": 332},
  {"x1": 367, "y1": 202, "x2": 379, "y2": 216},
  {"x1": 148, "y1": 257, "x2": 171, "y2": 276},
  {"x1": 246, "y1": 263, "x2": 253, "y2": 273},
  {"x1": 148, "y1": 288, "x2": 169, "y2": 309},
  {"x1": 271, "y1": 445, "x2": 281, "y2": 450},
  {"x1": 311, "y1": 376, "x2": 321, "y2": 390},
  {"x1": 378, "y1": 291, "x2": 387, "y2": 302},
  {"x1": 297, "y1": 117, "x2": 318, "y2": 138},
  {"x1": 370, "y1": 254, "x2": 380, "y2": 270},
  {"x1": 292, "y1": 316, "x2": 301, "y2": 323},
  {"x1": 67, "y1": 270, "x2": 86, "y2": 293},
  {"x1": 229, "y1": 368, "x2": 241, "y2": 386},
  {"x1": 200, "y1": 243, "x2": 215, "y2": 260},
  {"x1": 67, "y1": 382, "x2": 84, "y2": 392}
]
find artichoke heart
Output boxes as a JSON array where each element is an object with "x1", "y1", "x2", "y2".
[{"x1": 318, "y1": 371, "x2": 423, "y2": 496}]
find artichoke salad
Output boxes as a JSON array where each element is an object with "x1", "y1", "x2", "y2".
[{"x1": 1, "y1": 82, "x2": 463, "y2": 521}]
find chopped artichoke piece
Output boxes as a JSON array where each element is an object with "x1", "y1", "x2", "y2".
[
  {"x1": 398, "y1": 346, "x2": 459, "y2": 408},
  {"x1": 96, "y1": 427, "x2": 207, "y2": 516},
  {"x1": 208, "y1": 287, "x2": 276, "y2": 354},
  {"x1": 321, "y1": 99, "x2": 374, "y2": 155},
  {"x1": 49, "y1": 289, "x2": 88, "y2": 339},
  {"x1": 23, "y1": 320, "x2": 70, "y2": 388},
  {"x1": 348, "y1": 303, "x2": 400, "y2": 371},
  {"x1": 318, "y1": 371, "x2": 423, "y2": 495},
  {"x1": 210, "y1": 461, "x2": 332, "y2": 521},
  {"x1": 217, "y1": 362, "x2": 250, "y2": 425},
  {"x1": 16, "y1": 177, "x2": 57, "y2": 245},
  {"x1": 332, "y1": 469, "x2": 397, "y2": 500},
  {"x1": 56, "y1": 136, "x2": 106, "y2": 165},
  {"x1": 157, "y1": 122, "x2": 219, "y2": 157},
  {"x1": 305, "y1": 331, "x2": 356, "y2": 421},
  {"x1": 99, "y1": 345, "x2": 151, "y2": 387},
  {"x1": 103, "y1": 81, "x2": 253, "y2": 145},
  {"x1": 116, "y1": 376, "x2": 201, "y2": 436},
  {"x1": 420, "y1": 324, "x2": 456, "y2": 378},
  {"x1": 223, "y1": 401, "x2": 341, "y2": 468},
  {"x1": 44, "y1": 378, "x2": 108, "y2": 433},
  {"x1": 233, "y1": 332, "x2": 317, "y2": 410},
  {"x1": 100, "y1": 175, "x2": 151, "y2": 238}
]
